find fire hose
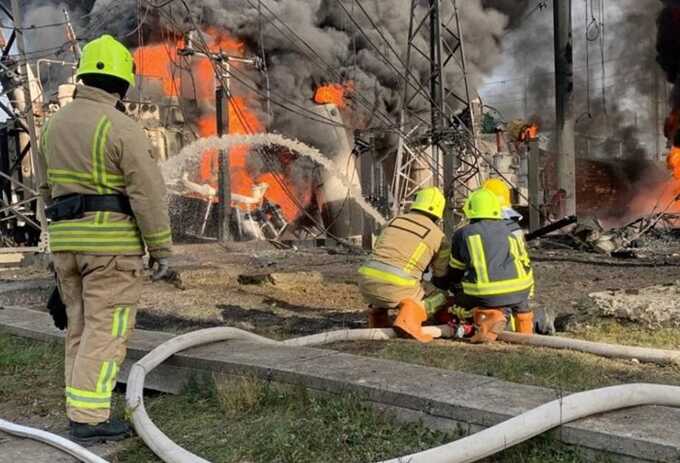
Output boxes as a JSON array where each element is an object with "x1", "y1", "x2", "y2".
[
  {"x1": 124, "y1": 326, "x2": 680, "y2": 463},
  {"x1": 0, "y1": 418, "x2": 108, "y2": 463},
  {"x1": 4, "y1": 325, "x2": 680, "y2": 463}
]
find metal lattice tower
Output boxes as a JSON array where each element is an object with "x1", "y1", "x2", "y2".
[
  {"x1": 0, "y1": 2, "x2": 49, "y2": 251},
  {"x1": 392, "y1": 0, "x2": 479, "y2": 234}
]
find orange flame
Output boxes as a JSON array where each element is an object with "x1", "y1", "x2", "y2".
[
  {"x1": 519, "y1": 123, "x2": 539, "y2": 142},
  {"x1": 313, "y1": 82, "x2": 353, "y2": 108},
  {"x1": 134, "y1": 29, "x2": 313, "y2": 222},
  {"x1": 667, "y1": 146, "x2": 680, "y2": 180}
]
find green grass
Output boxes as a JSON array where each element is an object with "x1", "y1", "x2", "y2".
[
  {"x1": 1, "y1": 333, "x2": 605, "y2": 463},
  {"x1": 568, "y1": 319, "x2": 680, "y2": 349},
  {"x1": 332, "y1": 338, "x2": 680, "y2": 392}
]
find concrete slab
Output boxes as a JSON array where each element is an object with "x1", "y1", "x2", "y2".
[
  {"x1": 2, "y1": 306, "x2": 680, "y2": 462},
  {"x1": 0, "y1": 428, "x2": 120, "y2": 463}
]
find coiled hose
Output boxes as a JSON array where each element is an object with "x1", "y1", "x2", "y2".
[{"x1": 125, "y1": 326, "x2": 680, "y2": 463}]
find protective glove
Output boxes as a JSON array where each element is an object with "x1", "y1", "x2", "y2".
[
  {"x1": 47, "y1": 286, "x2": 67, "y2": 330},
  {"x1": 534, "y1": 307, "x2": 556, "y2": 335},
  {"x1": 149, "y1": 256, "x2": 170, "y2": 282}
]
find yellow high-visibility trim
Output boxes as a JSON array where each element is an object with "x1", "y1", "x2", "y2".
[
  {"x1": 449, "y1": 254, "x2": 466, "y2": 270},
  {"x1": 144, "y1": 228, "x2": 172, "y2": 246},
  {"x1": 467, "y1": 235, "x2": 489, "y2": 283},
  {"x1": 462, "y1": 271, "x2": 535, "y2": 296},
  {"x1": 404, "y1": 242, "x2": 428, "y2": 273},
  {"x1": 48, "y1": 215, "x2": 144, "y2": 254},
  {"x1": 508, "y1": 237, "x2": 527, "y2": 278},
  {"x1": 112, "y1": 306, "x2": 131, "y2": 337},
  {"x1": 65, "y1": 386, "x2": 111, "y2": 410},
  {"x1": 92, "y1": 117, "x2": 109, "y2": 194},
  {"x1": 358, "y1": 266, "x2": 418, "y2": 287},
  {"x1": 95, "y1": 361, "x2": 118, "y2": 393}
]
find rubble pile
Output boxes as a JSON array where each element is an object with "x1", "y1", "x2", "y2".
[{"x1": 590, "y1": 284, "x2": 680, "y2": 329}]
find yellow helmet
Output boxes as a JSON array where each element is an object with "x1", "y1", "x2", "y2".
[
  {"x1": 77, "y1": 34, "x2": 136, "y2": 87},
  {"x1": 483, "y1": 178, "x2": 511, "y2": 208},
  {"x1": 463, "y1": 188, "x2": 502, "y2": 220},
  {"x1": 410, "y1": 187, "x2": 446, "y2": 219}
]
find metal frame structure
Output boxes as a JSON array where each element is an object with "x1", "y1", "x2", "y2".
[
  {"x1": 0, "y1": 2, "x2": 50, "y2": 252},
  {"x1": 392, "y1": 0, "x2": 479, "y2": 234}
]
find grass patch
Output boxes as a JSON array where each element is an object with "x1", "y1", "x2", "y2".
[
  {"x1": 333, "y1": 339, "x2": 680, "y2": 392},
  {"x1": 0, "y1": 334, "x2": 66, "y2": 424},
  {"x1": 568, "y1": 319, "x2": 680, "y2": 349},
  {"x1": 0, "y1": 333, "x2": 608, "y2": 462}
]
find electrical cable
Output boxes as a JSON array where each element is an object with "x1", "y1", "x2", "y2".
[
  {"x1": 0, "y1": 21, "x2": 68, "y2": 30},
  {"x1": 175, "y1": 7, "x2": 368, "y2": 248},
  {"x1": 599, "y1": 0, "x2": 607, "y2": 114},
  {"x1": 240, "y1": 0, "x2": 427, "y2": 133}
]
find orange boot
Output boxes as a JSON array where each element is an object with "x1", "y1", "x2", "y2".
[
  {"x1": 514, "y1": 311, "x2": 534, "y2": 335},
  {"x1": 470, "y1": 308, "x2": 506, "y2": 344},
  {"x1": 393, "y1": 299, "x2": 433, "y2": 343},
  {"x1": 368, "y1": 307, "x2": 391, "y2": 328}
]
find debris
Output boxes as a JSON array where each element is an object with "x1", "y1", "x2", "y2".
[
  {"x1": 237, "y1": 271, "x2": 324, "y2": 287},
  {"x1": 589, "y1": 283, "x2": 680, "y2": 328},
  {"x1": 525, "y1": 215, "x2": 578, "y2": 242}
]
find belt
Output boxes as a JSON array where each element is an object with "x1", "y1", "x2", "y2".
[
  {"x1": 82, "y1": 195, "x2": 133, "y2": 215},
  {"x1": 46, "y1": 194, "x2": 133, "y2": 222}
]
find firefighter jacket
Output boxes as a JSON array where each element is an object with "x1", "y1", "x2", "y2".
[
  {"x1": 448, "y1": 219, "x2": 533, "y2": 308},
  {"x1": 38, "y1": 85, "x2": 172, "y2": 258},
  {"x1": 359, "y1": 211, "x2": 449, "y2": 290}
]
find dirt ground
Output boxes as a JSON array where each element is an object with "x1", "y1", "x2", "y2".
[{"x1": 3, "y1": 238, "x2": 680, "y2": 339}]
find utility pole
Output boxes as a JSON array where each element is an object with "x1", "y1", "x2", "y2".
[
  {"x1": 430, "y1": 0, "x2": 445, "y2": 187},
  {"x1": 215, "y1": 82, "x2": 231, "y2": 242},
  {"x1": 180, "y1": 34, "x2": 259, "y2": 242},
  {"x1": 553, "y1": 0, "x2": 576, "y2": 216},
  {"x1": 10, "y1": 0, "x2": 48, "y2": 248}
]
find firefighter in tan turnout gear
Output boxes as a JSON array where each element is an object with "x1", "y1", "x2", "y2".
[
  {"x1": 358, "y1": 187, "x2": 450, "y2": 343},
  {"x1": 38, "y1": 35, "x2": 172, "y2": 443}
]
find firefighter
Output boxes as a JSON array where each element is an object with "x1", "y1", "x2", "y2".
[
  {"x1": 483, "y1": 178, "x2": 522, "y2": 223},
  {"x1": 444, "y1": 188, "x2": 534, "y2": 343},
  {"x1": 37, "y1": 35, "x2": 172, "y2": 443},
  {"x1": 358, "y1": 187, "x2": 450, "y2": 343}
]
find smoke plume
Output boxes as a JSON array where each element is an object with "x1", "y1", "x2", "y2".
[{"x1": 72, "y1": 0, "x2": 512, "y2": 151}]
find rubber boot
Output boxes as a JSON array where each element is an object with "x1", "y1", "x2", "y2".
[
  {"x1": 393, "y1": 299, "x2": 433, "y2": 343},
  {"x1": 69, "y1": 418, "x2": 132, "y2": 444},
  {"x1": 469, "y1": 308, "x2": 506, "y2": 344},
  {"x1": 515, "y1": 311, "x2": 534, "y2": 335},
  {"x1": 368, "y1": 307, "x2": 391, "y2": 328}
]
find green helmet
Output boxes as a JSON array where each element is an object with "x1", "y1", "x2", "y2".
[
  {"x1": 463, "y1": 188, "x2": 502, "y2": 220},
  {"x1": 76, "y1": 34, "x2": 136, "y2": 87},
  {"x1": 410, "y1": 187, "x2": 446, "y2": 219}
]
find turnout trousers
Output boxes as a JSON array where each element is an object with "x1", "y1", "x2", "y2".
[{"x1": 52, "y1": 252, "x2": 143, "y2": 424}]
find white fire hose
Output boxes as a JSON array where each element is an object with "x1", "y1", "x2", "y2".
[
  {"x1": 4, "y1": 325, "x2": 680, "y2": 463},
  {"x1": 0, "y1": 418, "x2": 108, "y2": 463},
  {"x1": 125, "y1": 326, "x2": 680, "y2": 463}
]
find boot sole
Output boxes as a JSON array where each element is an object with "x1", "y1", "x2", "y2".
[{"x1": 70, "y1": 432, "x2": 131, "y2": 445}]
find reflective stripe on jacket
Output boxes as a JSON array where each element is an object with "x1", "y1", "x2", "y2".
[
  {"x1": 38, "y1": 85, "x2": 172, "y2": 257},
  {"x1": 450, "y1": 219, "x2": 533, "y2": 301},
  {"x1": 358, "y1": 211, "x2": 448, "y2": 285}
]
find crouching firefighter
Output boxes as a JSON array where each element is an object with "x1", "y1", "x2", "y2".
[
  {"x1": 437, "y1": 188, "x2": 534, "y2": 343},
  {"x1": 357, "y1": 187, "x2": 450, "y2": 343},
  {"x1": 37, "y1": 35, "x2": 172, "y2": 443}
]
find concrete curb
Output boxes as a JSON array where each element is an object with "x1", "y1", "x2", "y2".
[{"x1": 2, "y1": 306, "x2": 679, "y2": 462}]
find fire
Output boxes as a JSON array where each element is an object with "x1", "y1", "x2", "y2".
[
  {"x1": 667, "y1": 146, "x2": 680, "y2": 180},
  {"x1": 133, "y1": 41, "x2": 181, "y2": 96},
  {"x1": 134, "y1": 29, "x2": 314, "y2": 222},
  {"x1": 519, "y1": 123, "x2": 539, "y2": 142},
  {"x1": 313, "y1": 82, "x2": 353, "y2": 108}
]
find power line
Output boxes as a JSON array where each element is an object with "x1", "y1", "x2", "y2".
[{"x1": 0, "y1": 21, "x2": 68, "y2": 30}]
